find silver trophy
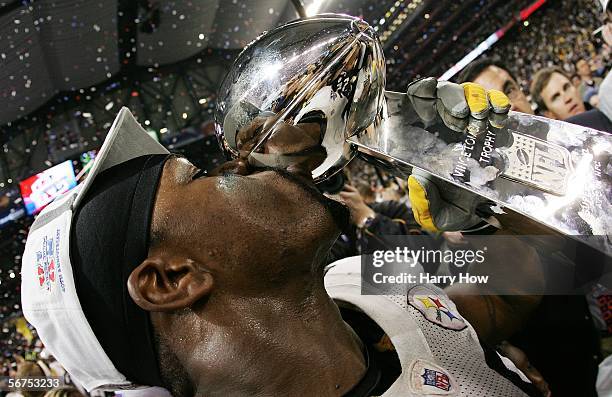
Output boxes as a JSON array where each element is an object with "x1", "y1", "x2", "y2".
[{"x1": 214, "y1": 14, "x2": 612, "y2": 255}]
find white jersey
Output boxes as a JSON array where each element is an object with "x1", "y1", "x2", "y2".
[{"x1": 325, "y1": 256, "x2": 530, "y2": 397}]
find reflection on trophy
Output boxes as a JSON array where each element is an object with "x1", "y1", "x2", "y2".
[
  {"x1": 214, "y1": 14, "x2": 612, "y2": 255},
  {"x1": 216, "y1": 15, "x2": 386, "y2": 181}
]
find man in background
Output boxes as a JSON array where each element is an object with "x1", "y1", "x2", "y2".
[
  {"x1": 575, "y1": 59, "x2": 602, "y2": 108},
  {"x1": 530, "y1": 66, "x2": 611, "y2": 132},
  {"x1": 457, "y1": 59, "x2": 534, "y2": 114},
  {"x1": 529, "y1": 67, "x2": 586, "y2": 120}
]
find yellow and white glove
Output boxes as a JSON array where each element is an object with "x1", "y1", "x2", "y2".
[
  {"x1": 408, "y1": 168, "x2": 484, "y2": 232},
  {"x1": 405, "y1": 79, "x2": 511, "y2": 232},
  {"x1": 406, "y1": 77, "x2": 510, "y2": 134}
]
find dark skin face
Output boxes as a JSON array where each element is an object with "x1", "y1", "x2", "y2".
[{"x1": 127, "y1": 157, "x2": 365, "y2": 397}]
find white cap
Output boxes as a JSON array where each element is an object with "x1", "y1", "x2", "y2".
[{"x1": 20, "y1": 108, "x2": 169, "y2": 391}]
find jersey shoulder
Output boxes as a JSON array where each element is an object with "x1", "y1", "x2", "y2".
[{"x1": 325, "y1": 256, "x2": 531, "y2": 397}]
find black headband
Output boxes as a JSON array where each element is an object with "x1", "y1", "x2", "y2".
[{"x1": 70, "y1": 154, "x2": 171, "y2": 387}]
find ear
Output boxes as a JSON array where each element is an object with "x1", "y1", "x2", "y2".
[
  {"x1": 542, "y1": 110, "x2": 556, "y2": 119},
  {"x1": 127, "y1": 257, "x2": 213, "y2": 312}
]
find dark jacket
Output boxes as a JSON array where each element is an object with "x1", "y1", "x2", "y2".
[{"x1": 566, "y1": 109, "x2": 612, "y2": 133}]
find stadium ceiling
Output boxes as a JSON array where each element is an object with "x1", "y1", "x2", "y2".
[{"x1": 0, "y1": 0, "x2": 375, "y2": 127}]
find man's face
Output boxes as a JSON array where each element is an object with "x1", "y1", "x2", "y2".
[
  {"x1": 473, "y1": 65, "x2": 533, "y2": 114},
  {"x1": 540, "y1": 72, "x2": 586, "y2": 120},
  {"x1": 576, "y1": 60, "x2": 590, "y2": 77},
  {"x1": 149, "y1": 157, "x2": 348, "y2": 290}
]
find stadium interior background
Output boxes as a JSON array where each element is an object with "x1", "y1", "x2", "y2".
[{"x1": 0, "y1": 0, "x2": 609, "y2": 381}]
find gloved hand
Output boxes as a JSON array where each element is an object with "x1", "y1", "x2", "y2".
[
  {"x1": 406, "y1": 77, "x2": 510, "y2": 134},
  {"x1": 406, "y1": 79, "x2": 511, "y2": 232},
  {"x1": 408, "y1": 168, "x2": 485, "y2": 232}
]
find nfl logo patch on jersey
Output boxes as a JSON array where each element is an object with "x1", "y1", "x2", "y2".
[
  {"x1": 422, "y1": 368, "x2": 450, "y2": 390},
  {"x1": 408, "y1": 285, "x2": 467, "y2": 331},
  {"x1": 409, "y1": 359, "x2": 458, "y2": 395}
]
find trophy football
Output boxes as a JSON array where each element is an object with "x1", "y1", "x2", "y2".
[{"x1": 214, "y1": 14, "x2": 612, "y2": 255}]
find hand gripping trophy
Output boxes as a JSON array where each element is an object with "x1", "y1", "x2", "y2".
[{"x1": 214, "y1": 14, "x2": 612, "y2": 256}]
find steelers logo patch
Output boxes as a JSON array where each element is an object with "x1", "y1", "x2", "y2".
[{"x1": 408, "y1": 285, "x2": 467, "y2": 331}]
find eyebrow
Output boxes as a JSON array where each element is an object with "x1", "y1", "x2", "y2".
[{"x1": 550, "y1": 91, "x2": 560, "y2": 102}]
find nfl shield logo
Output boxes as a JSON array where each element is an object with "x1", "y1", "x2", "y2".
[
  {"x1": 422, "y1": 368, "x2": 451, "y2": 391},
  {"x1": 503, "y1": 131, "x2": 572, "y2": 195},
  {"x1": 410, "y1": 359, "x2": 457, "y2": 395}
]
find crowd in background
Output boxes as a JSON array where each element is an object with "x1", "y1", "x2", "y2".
[
  {"x1": 1, "y1": 217, "x2": 30, "y2": 371},
  {"x1": 487, "y1": 0, "x2": 609, "y2": 97}
]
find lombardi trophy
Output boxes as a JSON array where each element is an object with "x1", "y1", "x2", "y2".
[{"x1": 214, "y1": 14, "x2": 612, "y2": 255}]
